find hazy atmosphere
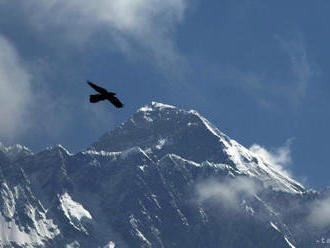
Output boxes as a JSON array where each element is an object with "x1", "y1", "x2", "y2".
[{"x1": 1, "y1": 0, "x2": 330, "y2": 190}]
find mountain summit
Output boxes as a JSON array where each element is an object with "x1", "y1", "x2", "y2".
[
  {"x1": 0, "y1": 102, "x2": 329, "y2": 248},
  {"x1": 92, "y1": 102, "x2": 304, "y2": 193}
]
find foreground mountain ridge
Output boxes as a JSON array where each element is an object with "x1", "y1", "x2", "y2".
[{"x1": 0, "y1": 102, "x2": 329, "y2": 248}]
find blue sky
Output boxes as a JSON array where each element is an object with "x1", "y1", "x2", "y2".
[{"x1": 0, "y1": 0, "x2": 329, "y2": 189}]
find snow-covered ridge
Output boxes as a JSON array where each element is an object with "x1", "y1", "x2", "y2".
[
  {"x1": 163, "y1": 153, "x2": 202, "y2": 168},
  {"x1": 0, "y1": 143, "x2": 32, "y2": 154},
  {"x1": 189, "y1": 109, "x2": 229, "y2": 139},
  {"x1": 0, "y1": 142, "x2": 33, "y2": 160},
  {"x1": 59, "y1": 192, "x2": 92, "y2": 233},
  {"x1": 46, "y1": 144, "x2": 73, "y2": 156},
  {"x1": 84, "y1": 146, "x2": 152, "y2": 161},
  {"x1": 162, "y1": 153, "x2": 235, "y2": 172},
  {"x1": 82, "y1": 149, "x2": 120, "y2": 157},
  {"x1": 138, "y1": 101, "x2": 176, "y2": 112}
]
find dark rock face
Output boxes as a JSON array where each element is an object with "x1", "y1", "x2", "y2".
[{"x1": 0, "y1": 102, "x2": 329, "y2": 248}]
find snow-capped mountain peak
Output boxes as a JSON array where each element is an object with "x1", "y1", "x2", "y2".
[
  {"x1": 92, "y1": 102, "x2": 304, "y2": 193},
  {"x1": 0, "y1": 102, "x2": 328, "y2": 248}
]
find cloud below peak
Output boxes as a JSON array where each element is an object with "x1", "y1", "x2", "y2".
[
  {"x1": 249, "y1": 139, "x2": 293, "y2": 178},
  {"x1": 308, "y1": 196, "x2": 330, "y2": 228},
  {"x1": 196, "y1": 177, "x2": 261, "y2": 209}
]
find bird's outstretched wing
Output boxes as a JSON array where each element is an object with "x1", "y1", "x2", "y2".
[
  {"x1": 87, "y1": 81, "x2": 108, "y2": 94},
  {"x1": 107, "y1": 95, "x2": 124, "y2": 108}
]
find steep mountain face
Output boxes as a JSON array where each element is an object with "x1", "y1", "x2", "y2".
[{"x1": 0, "y1": 102, "x2": 329, "y2": 248}]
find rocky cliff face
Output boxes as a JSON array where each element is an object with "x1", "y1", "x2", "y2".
[{"x1": 0, "y1": 102, "x2": 329, "y2": 248}]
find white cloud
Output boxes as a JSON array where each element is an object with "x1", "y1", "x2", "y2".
[
  {"x1": 308, "y1": 196, "x2": 330, "y2": 228},
  {"x1": 196, "y1": 177, "x2": 260, "y2": 209},
  {"x1": 24, "y1": 0, "x2": 185, "y2": 33},
  {"x1": 0, "y1": 35, "x2": 33, "y2": 139},
  {"x1": 249, "y1": 139, "x2": 293, "y2": 177},
  {"x1": 19, "y1": 0, "x2": 188, "y2": 76}
]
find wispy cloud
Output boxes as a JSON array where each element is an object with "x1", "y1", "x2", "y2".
[
  {"x1": 15, "y1": 0, "x2": 188, "y2": 77},
  {"x1": 249, "y1": 139, "x2": 293, "y2": 177},
  {"x1": 211, "y1": 34, "x2": 316, "y2": 110},
  {"x1": 276, "y1": 34, "x2": 315, "y2": 107},
  {"x1": 23, "y1": 0, "x2": 186, "y2": 34},
  {"x1": 0, "y1": 35, "x2": 33, "y2": 140},
  {"x1": 196, "y1": 177, "x2": 261, "y2": 210}
]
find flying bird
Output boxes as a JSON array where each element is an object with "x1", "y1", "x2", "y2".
[{"x1": 87, "y1": 80, "x2": 123, "y2": 108}]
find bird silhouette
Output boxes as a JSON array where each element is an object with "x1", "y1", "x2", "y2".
[{"x1": 87, "y1": 80, "x2": 123, "y2": 108}]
